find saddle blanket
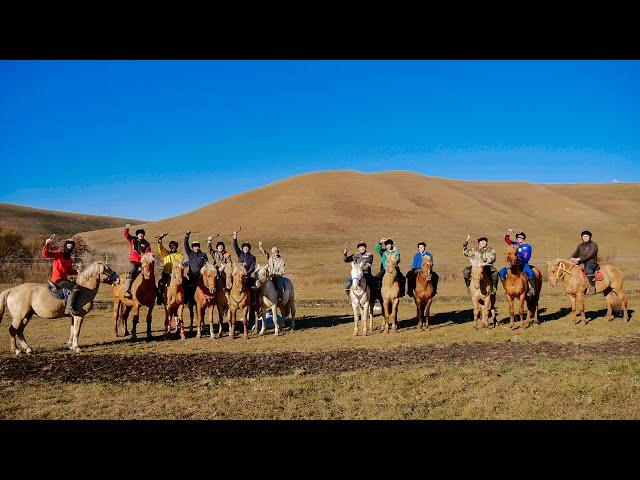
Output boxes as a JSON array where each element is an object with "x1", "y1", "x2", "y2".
[{"x1": 47, "y1": 282, "x2": 70, "y2": 301}]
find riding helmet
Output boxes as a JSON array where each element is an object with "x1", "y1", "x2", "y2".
[
  {"x1": 168, "y1": 240, "x2": 178, "y2": 249},
  {"x1": 384, "y1": 239, "x2": 394, "y2": 246},
  {"x1": 191, "y1": 240, "x2": 201, "y2": 247},
  {"x1": 63, "y1": 239, "x2": 76, "y2": 248},
  {"x1": 581, "y1": 230, "x2": 592, "y2": 238},
  {"x1": 135, "y1": 228, "x2": 146, "y2": 236},
  {"x1": 356, "y1": 241, "x2": 367, "y2": 248},
  {"x1": 515, "y1": 232, "x2": 526, "y2": 239},
  {"x1": 417, "y1": 241, "x2": 427, "y2": 248},
  {"x1": 477, "y1": 234, "x2": 488, "y2": 243},
  {"x1": 241, "y1": 242, "x2": 251, "y2": 250},
  {"x1": 216, "y1": 241, "x2": 225, "y2": 249}
]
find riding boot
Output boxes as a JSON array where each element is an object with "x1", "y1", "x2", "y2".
[
  {"x1": 65, "y1": 289, "x2": 83, "y2": 316},
  {"x1": 464, "y1": 276, "x2": 471, "y2": 295},
  {"x1": 491, "y1": 271, "x2": 499, "y2": 295},
  {"x1": 587, "y1": 277, "x2": 597, "y2": 295},
  {"x1": 123, "y1": 277, "x2": 133, "y2": 299},
  {"x1": 527, "y1": 278, "x2": 536, "y2": 297},
  {"x1": 156, "y1": 285, "x2": 164, "y2": 305}
]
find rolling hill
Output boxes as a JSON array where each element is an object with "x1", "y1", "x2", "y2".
[{"x1": 78, "y1": 170, "x2": 640, "y2": 299}]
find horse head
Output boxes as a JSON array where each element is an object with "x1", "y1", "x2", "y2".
[
  {"x1": 546, "y1": 259, "x2": 563, "y2": 287},
  {"x1": 420, "y1": 255, "x2": 433, "y2": 281},
  {"x1": 171, "y1": 260, "x2": 188, "y2": 285},
  {"x1": 232, "y1": 263, "x2": 247, "y2": 290},
  {"x1": 350, "y1": 260, "x2": 364, "y2": 289},
  {"x1": 141, "y1": 253, "x2": 155, "y2": 280},
  {"x1": 385, "y1": 253, "x2": 398, "y2": 273},
  {"x1": 78, "y1": 261, "x2": 120, "y2": 286},
  {"x1": 201, "y1": 263, "x2": 218, "y2": 294},
  {"x1": 505, "y1": 244, "x2": 518, "y2": 267},
  {"x1": 469, "y1": 255, "x2": 488, "y2": 290},
  {"x1": 219, "y1": 262, "x2": 233, "y2": 290},
  {"x1": 254, "y1": 263, "x2": 269, "y2": 289}
]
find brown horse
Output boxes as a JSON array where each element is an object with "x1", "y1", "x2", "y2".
[
  {"x1": 193, "y1": 263, "x2": 219, "y2": 339},
  {"x1": 228, "y1": 262, "x2": 250, "y2": 339},
  {"x1": 212, "y1": 261, "x2": 232, "y2": 338},
  {"x1": 163, "y1": 260, "x2": 188, "y2": 340},
  {"x1": 468, "y1": 254, "x2": 497, "y2": 329},
  {"x1": 500, "y1": 245, "x2": 542, "y2": 330},
  {"x1": 113, "y1": 253, "x2": 157, "y2": 339},
  {"x1": 547, "y1": 259, "x2": 629, "y2": 324},
  {"x1": 0, "y1": 261, "x2": 119, "y2": 354},
  {"x1": 413, "y1": 254, "x2": 436, "y2": 330},
  {"x1": 380, "y1": 253, "x2": 401, "y2": 334}
]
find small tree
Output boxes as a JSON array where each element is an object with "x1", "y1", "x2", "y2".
[{"x1": 0, "y1": 228, "x2": 30, "y2": 271}]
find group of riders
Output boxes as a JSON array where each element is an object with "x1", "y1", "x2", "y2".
[
  {"x1": 42, "y1": 225, "x2": 289, "y2": 317},
  {"x1": 342, "y1": 229, "x2": 600, "y2": 299},
  {"x1": 41, "y1": 223, "x2": 601, "y2": 317}
]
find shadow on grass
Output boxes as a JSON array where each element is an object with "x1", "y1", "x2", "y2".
[{"x1": 397, "y1": 308, "x2": 475, "y2": 330}]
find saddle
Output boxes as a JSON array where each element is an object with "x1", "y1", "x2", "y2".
[{"x1": 47, "y1": 281, "x2": 70, "y2": 301}]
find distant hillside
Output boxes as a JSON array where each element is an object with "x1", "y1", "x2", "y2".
[
  {"x1": 0, "y1": 203, "x2": 142, "y2": 238},
  {"x1": 78, "y1": 170, "x2": 640, "y2": 299}
]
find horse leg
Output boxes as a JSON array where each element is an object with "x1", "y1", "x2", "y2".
[
  {"x1": 425, "y1": 297, "x2": 433, "y2": 330},
  {"x1": 621, "y1": 291, "x2": 630, "y2": 321},
  {"x1": 352, "y1": 301, "x2": 359, "y2": 336},
  {"x1": 122, "y1": 305, "x2": 132, "y2": 337},
  {"x1": 472, "y1": 297, "x2": 480, "y2": 330},
  {"x1": 518, "y1": 294, "x2": 526, "y2": 329},
  {"x1": 578, "y1": 292, "x2": 587, "y2": 325},
  {"x1": 271, "y1": 303, "x2": 279, "y2": 336},
  {"x1": 70, "y1": 315, "x2": 85, "y2": 352},
  {"x1": 243, "y1": 307, "x2": 249, "y2": 339},
  {"x1": 113, "y1": 298, "x2": 121, "y2": 337},
  {"x1": 146, "y1": 306, "x2": 153, "y2": 339},
  {"x1": 195, "y1": 303, "x2": 202, "y2": 339},
  {"x1": 568, "y1": 294, "x2": 577, "y2": 325},
  {"x1": 382, "y1": 300, "x2": 389, "y2": 334},
  {"x1": 604, "y1": 292, "x2": 614, "y2": 321},
  {"x1": 506, "y1": 295, "x2": 515, "y2": 330},
  {"x1": 289, "y1": 300, "x2": 296, "y2": 331},
  {"x1": 216, "y1": 306, "x2": 224, "y2": 338},
  {"x1": 391, "y1": 299, "x2": 399, "y2": 333},
  {"x1": 131, "y1": 305, "x2": 140, "y2": 340}
]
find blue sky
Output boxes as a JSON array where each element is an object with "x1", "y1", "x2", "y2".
[{"x1": 1, "y1": 60, "x2": 639, "y2": 221}]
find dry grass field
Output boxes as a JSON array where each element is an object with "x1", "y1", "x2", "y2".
[{"x1": 1, "y1": 171, "x2": 639, "y2": 419}]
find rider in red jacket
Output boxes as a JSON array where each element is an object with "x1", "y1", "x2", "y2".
[
  {"x1": 123, "y1": 224, "x2": 151, "y2": 298},
  {"x1": 41, "y1": 234, "x2": 82, "y2": 316}
]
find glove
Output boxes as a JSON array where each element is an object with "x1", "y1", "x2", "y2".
[
  {"x1": 207, "y1": 235, "x2": 213, "y2": 242},
  {"x1": 463, "y1": 241, "x2": 468, "y2": 248},
  {"x1": 185, "y1": 230, "x2": 191, "y2": 236}
]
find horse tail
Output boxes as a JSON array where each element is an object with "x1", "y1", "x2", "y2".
[{"x1": 0, "y1": 288, "x2": 11, "y2": 324}]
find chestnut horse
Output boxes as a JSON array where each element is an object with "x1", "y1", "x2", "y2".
[
  {"x1": 468, "y1": 254, "x2": 497, "y2": 329},
  {"x1": 500, "y1": 245, "x2": 542, "y2": 330},
  {"x1": 413, "y1": 254, "x2": 436, "y2": 330},
  {"x1": 193, "y1": 263, "x2": 219, "y2": 339},
  {"x1": 547, "y1": 259, "x2": 629, "y2": 324},
  {"x1": 228, "y1": 262, "x2": 250, "y2": 339},
  {"x1": 163, "y1": 260, "x2": 189, "y2": 340},
  {"x1": 380, "y1": 253, "x2": 401, "y2": 334},
  {"x1": 212, "y1": 261, "x2": 232, "y2": 338},
  {"x1": 113, "y1": 253, "x2": 157, "y2": 339}
]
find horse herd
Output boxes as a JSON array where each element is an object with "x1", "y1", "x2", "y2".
[
  {"x1": 348, "y1": 243, "x2": 630, "y2": 336},
  {"x1": 0, "y1": 243, "x2": 632, "y2": 355}
]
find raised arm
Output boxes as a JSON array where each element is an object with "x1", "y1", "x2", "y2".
[
  {"x1": 258, "y1": 242, "x2": 269, "y2": 259},
  {"x1": 233, "y1": 237, "x2": 242, "y2": 257},
  {"x1": 156, "y1": 241, "x2": 169, "y2": 257},
  {"x1": 124, "y1": 226, "x2": 133, "y2": 241}
]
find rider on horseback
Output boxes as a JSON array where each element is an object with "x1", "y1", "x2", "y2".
[
  {"x1": 500, "y1": 229, "x2": 536, "y2": 297},
  {"x1": 258, "y1": 242, "x2": 286, "y2": 304},
  {"x1": 463, "y1": 235, "x2": 499, "y2": 294},
  {"x1": 123, "y1": 224, "x2": 151, "y2": 299},
  {"x1": 375, "y1": 238, "x2": 406, "y2": 297},
  {"x1": 343, "y1": 241, "x2": 374, "y2": 294},
  {"x1": 41, "y1": 235, "x2": 82, "y2": 316},
  {"x1": 407, "y1": 241, "x2": 439, "y2": 298},
  {"x1": 570, "y1": 230, "x2": 599, "y2": 294},
  {"x1": 232, "y1": 230, "x2": 258, "y2": 313},
  {"x1": 207, "y1": 237, "x2": 233, "y2": 269},
  {"x1": 156, "y1": 234, "x2": 184, "y2": 305}
]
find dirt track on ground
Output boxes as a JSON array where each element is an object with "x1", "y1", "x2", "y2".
[{"x1": 1, "y1": 336, "x2": 639, "y2": 384}]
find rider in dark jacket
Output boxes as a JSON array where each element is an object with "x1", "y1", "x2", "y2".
[{"x1": 570, "y1": 230, "x2": 599, "y2": 293}]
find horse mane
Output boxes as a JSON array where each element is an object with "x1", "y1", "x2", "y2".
[
  {"x1": 76, "y1": 261, "x2": 101, "y2": 285},
  {"x1": 141, "y1": 252, "x2": 155, "y2": 264},
  {"x1": 201, "y1": 263, "x2": 217, "y2": 275}
]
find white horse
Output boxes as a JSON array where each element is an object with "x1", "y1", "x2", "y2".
[
  {"x1": 253, "y1": 264, "x2": 296, "y2": 336},
  {"x1": 349, "y1": 260, "x2": 372, "y2": 336}
]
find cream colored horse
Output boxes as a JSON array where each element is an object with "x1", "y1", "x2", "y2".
[
  {"x1": 163, "y1": 260, "x2": 189, "y2": 339},
  {"x1": 547, "y1": 259, "x2": 629, "y2": 324},
  {"x1": 468, "y1": 254, "x2": 497, "y2": 329},
  {"x1": 348, "y1": 260, "x2": 372, "y2": 336},
  {"x1": 254, "y1": 264, "x2": 296, "y2": 336},
  {"x1": 0, "y1": 261, "x2": 120, "y2": 354},
  {"x1": 380, "y1": 253, "x2": 401, "y2": 334}
]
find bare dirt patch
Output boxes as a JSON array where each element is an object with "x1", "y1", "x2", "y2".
[{"x1": 2, "y1": 336, "x2": 639, "y2": 384}]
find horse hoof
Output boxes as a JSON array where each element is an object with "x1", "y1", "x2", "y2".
[
  {"x1": 74, "y1": 347, "x2": 82, "y2": 353},
  {"x1": 258, "y1": 331, "x2": 265, "y2": 337},
  {"x1": 353, "y1": 331, "x2": 358, "y2": 336},
  {"x1": 14, "y1": 349, "x2": 21, "y2": 356},
  {"x1": 25, "y1": 347, "x2": 33, "y2": 355}
]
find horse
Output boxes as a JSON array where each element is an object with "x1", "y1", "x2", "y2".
[
  {"x1": 347, "y1": 260, "x2": 372, "y2": 336},
  {"x1": 0, "y1": 261, "x2": 120, "y2": 354},
  {"x1": 468, "y1": 254, "x2": 497, "y2": 329},
  {"x1": 211, "y1": 261, "x2": 232, "y2": 338},
  {"x1": 193, "y1": 263, "x2": 220, "y2": 339},
  {"x1": 163, "y1": 260, "x2": 189, "y2": 340},
  {"x1": 547, "y1": 259, "x2": 629, "y2": 324},
  {"x1": 227, "y1": 262, "x2": 250, "y2": 339},
  {"x1": 380, "y1": 253, "x2": 401, "y2": 334},
  {"x1": 113, "y1": 252, "x2": 157, "y2": 340},
  {"x1": 500, "y1": 244, "x2": 542, "y2": 330},
  {"x1": 254, "y1": 264, "x2": 296, "y2": 336},
  {"x1": 413, "y1": 254, "x2": 436, "y2": 330}
]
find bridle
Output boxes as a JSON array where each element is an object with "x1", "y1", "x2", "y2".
[{"x1": 554, "y1": 260, "x2": 576, "y2": 280}]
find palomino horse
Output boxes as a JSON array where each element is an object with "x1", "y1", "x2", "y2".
[
  {"x1": 228, "y1": 262, "x2": 250, "y2": 339},
  {"x1": 347, "y1": 260, "x2": 373, "y2": 336},
  {"x1": 0, "y1": 261, "x2": 120, "y2": 354},
  {"x1": 413, "y1": 254, "x2": 436, "y2": 330},
  {"x1": 500, "y1": 244, "x2": 542, "y2": 330},
  {"x1": 380, "y1": 253, "x2": 401, "y2": 334},
  {"x1": 113, "y1": 253, "x2": 157, "y2": 340},
  {"x1": 194, "y1": 263, "x2": 219, "y2": 339},
  {"x1": 212, "y1": 261, "x2": 232, "y2": 338},
  {"x1": 163, "y1": 260, "x2": 189, "y2": 340},
  {"x1": 468, "y1": 254, "x2": 497, "y2": 329},
  {"x1": 547, "y1": 259, "x2": 629, "y2": 324},
  {"x1": 254, "y1": 264, "x2": 296, "y2": 336}
]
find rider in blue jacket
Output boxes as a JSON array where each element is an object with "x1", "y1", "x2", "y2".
[{"x1": 499, "y1": 229, "x2": 536, "y2": 296}]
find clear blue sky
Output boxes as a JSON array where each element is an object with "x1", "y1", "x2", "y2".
[{"x1": 1, "y1": 60, "x2": 639, "y2": 221}]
